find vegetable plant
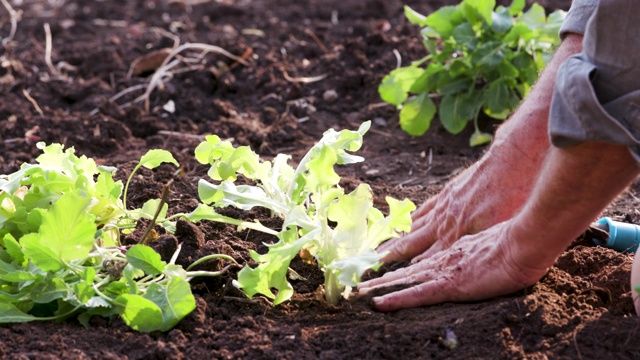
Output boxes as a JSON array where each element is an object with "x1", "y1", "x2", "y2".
[
  {"x1": 379, "y1": 0, "x2": 565, "y2": 145},
  {"x1": 192, "y1": 121, "x2": 415, "y2": 305},
  {"x1": 0, "y1": 143, "x2": 233, "y2": 332}
]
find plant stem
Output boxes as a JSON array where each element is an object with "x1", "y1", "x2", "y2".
[
  {"x1": 186, "y1": 254, "x2": 237, "y2": 271},
  {"x1": 140, "y1": 179, "x2": 173, "y2": 245}
]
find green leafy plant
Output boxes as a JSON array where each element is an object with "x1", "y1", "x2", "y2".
[
  {"x1": 0, "y1": 143, "x2": 234, "y2": 332},
  {"x1": 379, "y1": 0, "x2": 565, "y2": 145},
  {"x1": 191, "y1": 121, "x2": 415, "y2": 305}
]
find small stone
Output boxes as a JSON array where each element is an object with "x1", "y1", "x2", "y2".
[
  {"x1": 373, "y1": 117, "x2": 387, "y2": 127},
  {"x1": 323, "y1": 89, "x2": 339, "y2": 103}
]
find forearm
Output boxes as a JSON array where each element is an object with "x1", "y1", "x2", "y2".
[
  {"x1": 509, "y1": 142, "x2": 639, "y2": 270},
  {"x1": 489, "y1": 34, "x2": 584, "y2": 163}
]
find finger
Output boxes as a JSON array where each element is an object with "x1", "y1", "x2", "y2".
[
  {"x1": 377, "y1": 224, "x2": 438, "y2": 262},
  {"x1": 358, "y1": 252, "x2": 450, "y2": 291},
  {"x1": 410, "y1": 197, "x2": 437, "y2": 222},
  {"x1": 372, "y1": 277, "x2": 455, "y2": 311},
  {"x1": 410, "y1": 239, "x2": 449, "y2": 263},
  {"x1": 358, "y1": 268, "x2": 438, "y2": 296}
]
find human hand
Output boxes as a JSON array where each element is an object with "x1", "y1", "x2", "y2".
[
  {"x1": 377, "y1": 155, "x2": 537, "y2": 263},
  {"x1": 358, "y1": 221, "x2": 549, "y2": 312}
]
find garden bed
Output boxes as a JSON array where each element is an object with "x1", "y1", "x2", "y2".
[{"x1": 1, "y1": 0, "x2": 639, "y2": 358}]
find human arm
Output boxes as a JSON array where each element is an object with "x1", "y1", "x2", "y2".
[
  {"x1": 358, "y1": 141, "x2": 639, "y2": 311},
  {"x1": 377, "y1": 34, "x2": 584, "y2": 262}
]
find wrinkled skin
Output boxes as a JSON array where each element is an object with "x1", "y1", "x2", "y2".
[{"x1": 358, "y1": 34, "x2": 640, "y2": 312}]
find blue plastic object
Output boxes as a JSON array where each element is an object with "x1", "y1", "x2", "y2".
[{"x1": 592, "y1": 217, "x2": 640, "y2": 253}]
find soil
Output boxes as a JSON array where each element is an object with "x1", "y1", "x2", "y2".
[{"x1": 1, "y1": 0, "x2": 639, "y2": 359}]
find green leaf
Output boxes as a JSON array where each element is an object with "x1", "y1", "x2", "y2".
[
  {"x1": 520, "y1": 3, "x2": 546, "y2": 30},
  {"x1": 0, "y1": 303, "x2": 40, "y2": 323},
  {"x1": 378, "y1": 67, "x2": 424, "y2": 106},
  {"x1": 462, "y1": 0, "x2": 496, "y2": 25},
  {"x1": 470, "y1": 131, "x2": 494, "y2": 146},
  {"x1": 497, "y1": 61, "x2": 519, "y2": 79},
  {"x1": 21, "y1": 192, "x2": 96, "y2": 271},
  {"x1": 437, "y1": 75, "x2": 474, "y2": 96},
  {"x1": 139, "y1": 149, "x2": 179, "y2": 170},
  {"x1": 114, "y1": 294, "x2": 164, "y2": 333},
  {"x1": 509, "y1": 0, "x2": 525, "y2": 15},
  {"x1": 452, "y1": 22, "x2": 478, "y2": 50},
  {"x1": 3, "y1": 233, "x2": 25, "y2": 265},
  {"x1": 425, "y1": 6, "x2": 462, "y2": 38},
  {"x1": 235, "y1": 234, "x2": 312, "y2": 305},
  {"x1": 404, "y1": 5, "x2": 427, "y2": 26},
  {"x1": 439, "y1": 94, "x2": 471, "y2": 134},
  {"x1": 399, "y1": 93, "x2": 436, "y2": 136},
  {"x1": 491, "y1": 7, "x2": 513, "y2": 33},
  {"x1": 126, "y1": 245, "x2": 166, "y2": 276},
  {"x1": 143, "y1": 277, "x2": 196, "y2": 332},
  {"x1": 409, "y1": 63, "x2": 443, "y2": 94},
  {"x1": 128, "y1": 199, "x2": 168, "y2": 221},
  {"x1": 303, "y1": 146, "x2": 341, "y2": 192},
  {"x1": 473, "y1": 41, "x2": 506, "y2": 68},
  {"x1": 30, "y1": 278, "x2": 69, "y2": 303},
  {"x1": 485, "y1": 80, "x2": 520, "y2": 119}
]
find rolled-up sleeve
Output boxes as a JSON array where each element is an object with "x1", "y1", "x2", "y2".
[
  {"x1": 549, "y1": 55, "x2": 640, "y2": 160},
  {"x1": 559, "y1": 0, "x2": 598, "y2": 37},
  {"x1": 549, "y1": 0, "x2": 640, "y2": 162}
]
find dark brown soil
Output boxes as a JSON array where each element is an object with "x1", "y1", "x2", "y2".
[{"x1": 2, "y1": 0, "x2": 640, "y2": 359}]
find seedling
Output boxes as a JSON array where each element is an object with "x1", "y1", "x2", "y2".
[
  {"x1": 191, "y1": 121, "x2": 415, "y2": 305},
  {"x1": 379, "y1": 0, "x2": 565, "y2": 145},
  {"x1": 0, "y1": 143, "x2": 234, "y2": 332}
]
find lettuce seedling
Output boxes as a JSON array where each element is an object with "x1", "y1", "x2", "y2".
[
  {"x1": 0, "y1": 143, "x2": 233, "y2": 332},
  {"x1": 192, "y1": 121, "x2": 415, "y2": 305}
]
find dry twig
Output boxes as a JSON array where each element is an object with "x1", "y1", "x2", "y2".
[
  {"x1": 43, "y1": 23, "x2": 59, "y2": 76},
  {"x1": 1, "y1": 0, "x2": 21, "y2": 45},
  {"x1": 22, "y1": 88, "x2": 44, "y2": 116},
  {"x1": 141, "y1": 43, "x2": 250, "y2": 112}
]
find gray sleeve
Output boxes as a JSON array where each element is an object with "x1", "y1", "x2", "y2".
[
  {"x1": 559, "y1": 0, "x2": 598, "y2": 37},
  {"x1": 549, "y1": 0, "x2": 640, "y2": 162}
]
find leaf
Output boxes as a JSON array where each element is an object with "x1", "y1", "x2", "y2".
[
  {"x1": 198, "y1": 180, "x2": 288, "y2": 215},
  {"x1": 425, "y1": 6, "x2": 461, "y2": 38},
  {"x1": 439, "y1": 94, "x2": 471, "y2": 134},
  {"x1": 0, "y1": 303, "x2": 40, "y2": 323},
  {"x1": 437, "y1": 75, "x2": 474, "y2": 96},
  {"x1": 485, "y1": 80, "x2": 520, "y2": 119},
  {"x1": 452, "y1": 22, "x2": 477, "y2": 50},
  {"x1": 404, "y1": 5, "x2": 427, "y2": 26},
  {"x1": 303, "y1": 146, "x2": 341, "y2": 192},
  {"x1": 461, "y1": 0, "x2": 496, "y2": 25},
  {"x1": 139, "y1": 149, "x2": 179, "y2": 170},
  {"x1": 473, "y1": 41, "x2": 506, "y2": 68},
  {"x1": 409, "y1": 63, "x2": 443, "y2": 94},
  {"x1": 520, "y1": 3, "x2": 546, "y2": 30},
  {"x1": 114, "y1": 294, "x2": 164, "y2": 333},
  {"x1": 368, "y1": 197, "x2": 416, "y2": 246},
  {"x1": 235, "y1": 234, "x2": 313, "y2": 305},
  {"x1": 491, "y1": 7, "x2": 513, "y2": 33},
  {"x1": 509, "y1": 0, "x2": 525, "y2": 15},
  {"x1": 30, "y1": 278, "x2": 69, "y2": 304},
  {"x1": 21, "y1": 192, "x2": 96, "y2": 271},
  {"x1": 128, "y1": 199, "x2": 168, "y2": 221},
  {"x1": 378, "y1": 67, "x2": 424, "y2": 106},
  {"x1": 326, "y1": 251, "x2": 385, "y2": 288},
  {"x1": 142, "y1": 277, "x2": 196, "y2": 332},
  {"x1": 126, "y1": 245, "x2": 166, "y2": 276},
  {"x1": 3, "y1": 233, "x2": 25, "y2": 265},
  {"x1": 470, "y1": 131, "x2": 494, "y2": 146},
  {"x1": 399, "y1": 93, "x2": 436, "y2": 136}
]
